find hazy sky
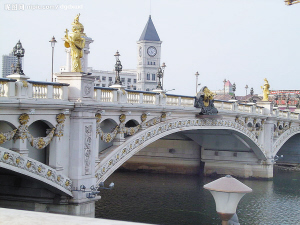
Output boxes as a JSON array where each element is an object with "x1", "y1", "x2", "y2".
[{"x1": 1, "y1": 0, "x2": 299, "y2": 96}]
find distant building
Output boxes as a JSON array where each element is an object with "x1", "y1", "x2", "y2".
[
  {"x1": 212, "y1": 80, "x2": 234, "y2": 95},
  {"x1": 2, "y1": 52, "x2": 23, "y2": 78},
  {"x1": 269, "y1": 90, "x2": 300, "y2": 112}
]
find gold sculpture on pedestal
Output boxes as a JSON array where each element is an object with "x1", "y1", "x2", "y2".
[
  {"x1": 261, "y1": 78, "x2": 270, "y2": 101},
  {"x1": 64, "y1": 14, "x2": 86, "y2": 72}
]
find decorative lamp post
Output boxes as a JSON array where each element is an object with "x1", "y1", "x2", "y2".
[
  {"x1": 223, "y1": 79, "x2": 227, "y2": 95},
  {"x1": 12, "y1": 40, "x2": 25, "y2": 75},
  {"x1": 161, "y1": 62, "x2": 166, "y2": 88},
  {"x1": 274, "y1": 94, "x2": 279, "y2": 107},
  {"x1": 156, "y1": 63, "x2": 166, "y2": 90},
  {"x1": 250, "y1": 87, "x2": 254, "y2": 102},
  {"x1": 232, "y1": 82, "x2": 236, "y2": 99},
  {"x1": 204, "y1": 175, "x2": 252, "y2": 225},
  {"x1": 245, "y1": 85, "x2": 249, "y2": 96},
  {"x1": 286, "y1": 94, "x2": 290, "y2": 109},
  {"x1": 49, "y1": 36, "x2": 57, "y2": 82},
  {"x1": 195, "y1": 71, "x2": 200, "y2": 93},
  {"x1": 114, "y1": 50, "x2": 123, "y2": 85}
]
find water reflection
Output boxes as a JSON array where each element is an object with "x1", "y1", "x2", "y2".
[{"x1": 96, "y1": 169, "x2": 300, "y2": 225}]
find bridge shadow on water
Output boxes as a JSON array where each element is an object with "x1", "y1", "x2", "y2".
[{"x1": 96, "y1": 170, "x2": 300, "y2": 225}]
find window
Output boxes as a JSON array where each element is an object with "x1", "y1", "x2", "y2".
[
  {"x1": 133, "y1": 86, "x2": 136, "y2": 90},
  {"x1": 134, "y1": 79, "x2": 137, "y2": 83},
  {"x1": 109, "y1": 77, "x2": 112, "y2": 81},
  {"x1": 148, "y1": 62, "x2": 150, "y2": 65},
  {"x1": 147, "y1": 73, "x2": 150, "y2": 80},
  {"x1": 127, "y1": 78, "x2": 131, "y2": 83},
  {"x1": 121, "y1": 78, "x2": 125, "y2": 83},
  {"x1": 146, "y1": 88, "x2": 150, "y2": 91},
  {"x1": 152, "y1": 74, "x2": 156, "y2": 81},
  {"x1": 102, "y1": 84, "x2": 106, "y2": 87},
  {"x1": 153, "y1": 62, "x2": 155, "y2": 65},
  {"x1": 102, "y1": 76, "x2": 106, "y2": 81},
  {"x1": 150, "y1": 62, "x2": 152, "y2": 65}
]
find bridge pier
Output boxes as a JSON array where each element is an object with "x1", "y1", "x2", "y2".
[{"x1": 203, "y1": 161, "x2": 273, "y2": 179}]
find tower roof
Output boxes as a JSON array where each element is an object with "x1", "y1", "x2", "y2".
[{"x1": 139, "y1": 15, "x2": 160, "y2": 41}]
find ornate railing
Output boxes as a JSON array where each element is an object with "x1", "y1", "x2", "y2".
[
  {"x1": 0, "y1": 78, "x2": 16, "y2": 97},
  {"x1": 28, "y1": 81, "x2": 69, "y2": 100}
]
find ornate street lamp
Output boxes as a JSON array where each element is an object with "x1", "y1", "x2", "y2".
[
  {"x1": 114, "y1": 50, "x2": 122, "y2": 85},
  {"x1": 195, "y1": 71, "x2": 200, "y2": 93},
  {"x1": 232, "y1": 82, "x2": 236, "y2": 99},
  {"x1": 156, "y1": 63, "x2": 166, "y2": 90},
  {"x1": 286, "y1": 94, "x2": 290, "y2": 109},
  {"x1": 250, "y1": 87, "x2": 254, "y2": 102},
  {"x1": 223, "y1": 79, "x2": 227, "y2": 95},
  {"x1": 49, "y1": 36, "x2": 57, "y2": 82},
  {"x1": 161, "y1": 62, "x2": 166, "y2": 88},
  {"x1": 245, "y1": 85, "x2": 249, "y2": 96},
  {"x1": 12, "y1": 40, "x2": 25, "y2": 75},
  {"x1": 204, "y1": 175, "x2": 252, "y2": 225},
  {"x1": 274, "y1": 94, "x2": 278, "y2": 107}
]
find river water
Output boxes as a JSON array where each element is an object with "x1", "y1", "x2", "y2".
[{"x1": 95, "y1": 168, "x2": 300, "y2": 225}]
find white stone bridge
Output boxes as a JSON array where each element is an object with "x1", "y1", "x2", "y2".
[{"x1": 1, "y1": 73, "x2": 300, "y2": 216}]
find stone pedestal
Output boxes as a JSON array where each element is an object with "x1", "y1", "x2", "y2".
[
  {"x1": 6, "y1": 73, "x2": 31, "y2": 99},
  {"x1": 56, "y1": 72, "x2": 94, "y2": 102},
  {"x1": 256, "y1": 101, "x2": 273, "y2": 115}
]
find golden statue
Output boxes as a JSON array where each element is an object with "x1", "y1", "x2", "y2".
[
  {"x1": 194, "y1": 86, "x2": 218, "y2": 115},
  {"x1": 64, "y1": 14, "x2": 86, "y2": 72},
  {"x1": 261, "y1": 78, "x2": 270, "y2": 101},
  {"x1": 202, "y1": 87, "x2": 215, "y2": 107}
]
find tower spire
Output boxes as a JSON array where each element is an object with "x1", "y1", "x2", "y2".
[{"x1": 139, "y1": 15, "x2": 160, "y2": 41}]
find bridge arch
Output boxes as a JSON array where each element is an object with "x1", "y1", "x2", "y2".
[
  {"x1": 0, "y1": 146, "x2": 72, "y2": 196},
  {"x1": 273, "y1": 126, "x2": 300, "y2": 155},
  {"x1": 96, "y1": 117, "x2": 267, "y2": 184}
]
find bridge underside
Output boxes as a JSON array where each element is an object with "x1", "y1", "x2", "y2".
[
  {"x1": 0, "y1": 167, "x2": 71, "y2": 212},
  {"x1": 120, "y1": 129, "x2": 272, "y2": 179}
]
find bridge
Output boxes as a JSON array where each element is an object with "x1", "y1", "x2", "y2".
[{"x1": 1, "y1": 71, "x2": 300, "y2": 216}]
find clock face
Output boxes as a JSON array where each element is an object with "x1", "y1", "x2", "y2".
[
  {"x1": 139, "y1": 46, "x2": 142, "y2": 57},
  {"x1": 147, "y1": 46, "x2": 157, "y2": 57}
]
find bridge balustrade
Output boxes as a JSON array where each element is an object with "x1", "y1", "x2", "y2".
[
  {"x1": 0, "y1": 78, "x2": 69, "y2": 100},
  {"x1": 0, "y1": 78, "x2": 16, "y2": 98}
]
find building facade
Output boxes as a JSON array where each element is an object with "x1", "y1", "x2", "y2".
[{"x1": 2, "y1": 52, "x2": 23, "y2": 78}]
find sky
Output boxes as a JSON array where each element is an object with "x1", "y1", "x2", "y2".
[{"x1": 1, "y1": 0, "x2": 300, "y2": 96}]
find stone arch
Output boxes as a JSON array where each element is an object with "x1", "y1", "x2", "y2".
[
  {"x1": 273, "y1": 127, "x2": 300, "y2": 155},
  {"x1": 0, "y1": 120, "x2": 18, "y2": 149},
  {"x1": 95, "y1": 118, "x2": 267, "y2": 184},
  {"x1": 27, "y1": 120, "x2": 54, "y2": 164},
  {"x1": 99, "y1": 118, "x2": 119, "y2": 153},
  {"x1": 125, "y1": 119, "x2": 139, "y2": 128}
]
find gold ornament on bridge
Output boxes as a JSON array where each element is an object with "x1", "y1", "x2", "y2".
[
  {"x1": 95, "y1": 113, "x2": 102, "y2": 123},
  {"x1": 261, "y1": 78, "x2": 270, "y2": 101},
  {"x1": 56, "y1": 113, "x2": 66, "y2": 124},
  {"x1": 119, "y1": 114, "x2": 126, "y2": 123},
  {"x1": 64, "y1": 14, "x2": 86, "y2": 72},
  {"x1": 141, "y1": 113, "x2": 147, "y2": 122},
  {"x1": 19, "y1": 113, "x2": 29, "y2": 125}
]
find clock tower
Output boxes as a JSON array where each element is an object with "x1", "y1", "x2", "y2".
[{"x1": 137, "y1": 15, "x2": 162, "y2": 91}]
